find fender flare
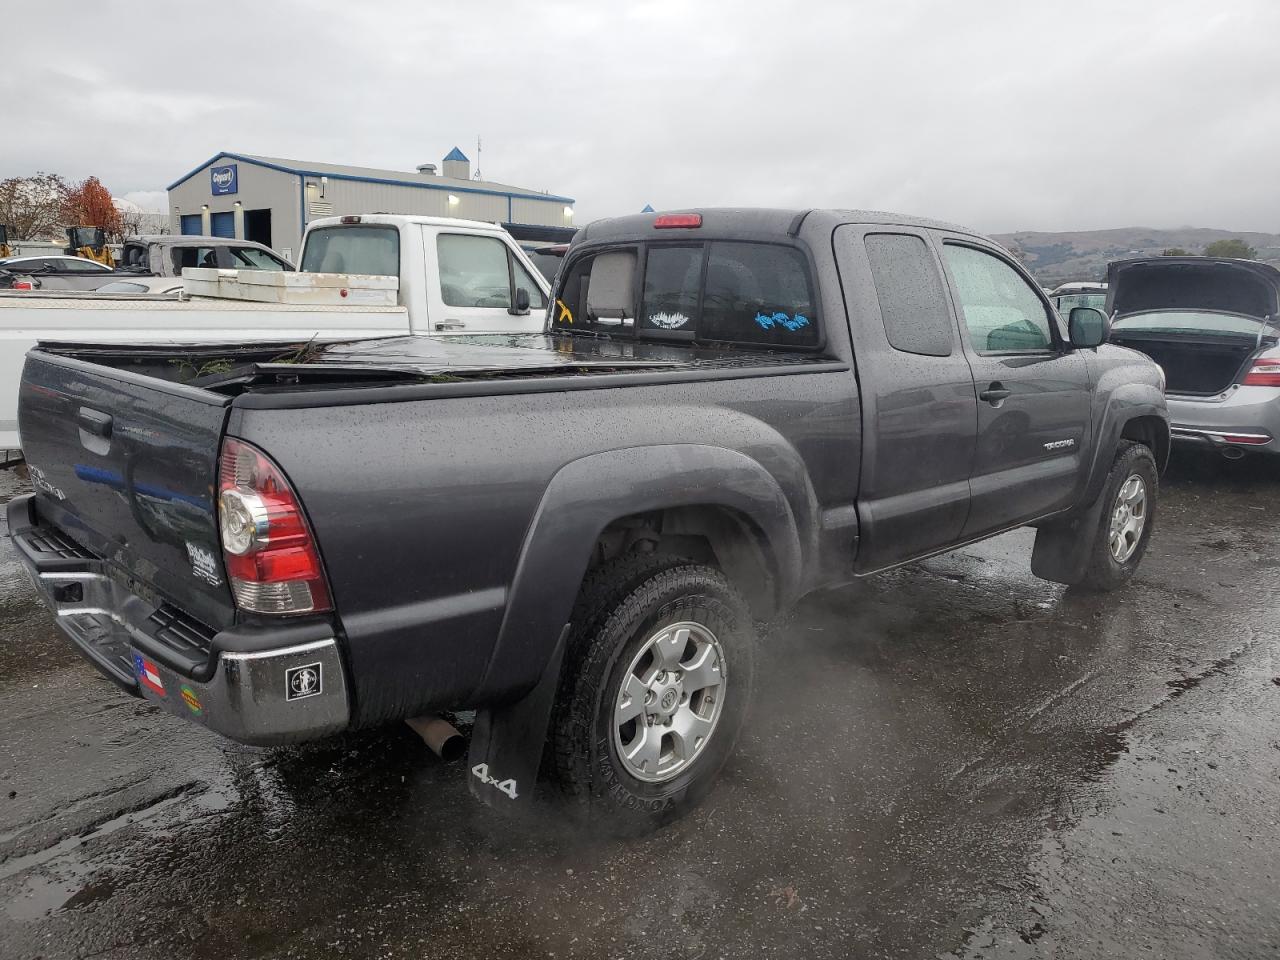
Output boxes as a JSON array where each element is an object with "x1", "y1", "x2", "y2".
[
  {"x1": 1082, "y1": 382, "x2": 1169, "y2": 504},
  {"x1": 469, "y1": 443, "x2": 806, "y2": 705}
]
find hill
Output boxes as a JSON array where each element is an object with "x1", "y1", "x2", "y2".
[{"x1": 990, "y1": 227, "x2": 1280, "y2": 286}]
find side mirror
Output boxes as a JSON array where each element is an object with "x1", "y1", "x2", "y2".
[
  {"x1": 510, "y1": 286, "x2": 531, "y2": 315},
  {"x1": 1068, "y1": 306, "x2": 1109, "y2": 348}
]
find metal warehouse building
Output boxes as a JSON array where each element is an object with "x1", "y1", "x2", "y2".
[{"x1": 166, "y1": 148, "x2": 575, "y2": 261}]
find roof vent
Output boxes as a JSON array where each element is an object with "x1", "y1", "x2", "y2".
[{"x1": 417, "y1": 163, "x2": 437, "y2": 176}]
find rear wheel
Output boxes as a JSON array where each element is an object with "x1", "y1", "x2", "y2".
[
  {"x1": 1080, "y1": 442, "x2": 1158, "y2": 590},
  {"x1": 548, "y1": 554, "x2": 755, "y2": 833}
]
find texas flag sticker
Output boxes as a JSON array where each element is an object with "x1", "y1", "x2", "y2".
[{"x1": 134, "y1": 654, "x2": 166, "y2": 697}]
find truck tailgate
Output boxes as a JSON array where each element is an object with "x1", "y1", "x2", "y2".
[{"x1": 18, "y1": 350, "x2": 235, "y2": 631}]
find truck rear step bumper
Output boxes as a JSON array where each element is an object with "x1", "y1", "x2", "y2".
[{"x1": 8, "y1": 493, "x2": 350, "y2": 746}]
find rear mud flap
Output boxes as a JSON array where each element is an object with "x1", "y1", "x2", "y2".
[
  {"x1": 466, "y1": 624, "x2": 569, "y2": 810},
  {"x1": 1031, "y1": 492, "x2": 1107, "y2": 586}
]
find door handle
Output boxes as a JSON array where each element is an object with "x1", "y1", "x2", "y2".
[
  {"x1": 434, "y1": 320, "x2": 467, "y2": 331},
  {"x1": 979, "y1": 383, "x2": 1012, "y2": 404},
  {"x1": 77, "y1": 407, "x2": 113, "y2": 438}
]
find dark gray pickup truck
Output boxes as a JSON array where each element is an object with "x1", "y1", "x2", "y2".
[{"x1": 9, "y1": 208, "x2": 1168, "y2": 831}]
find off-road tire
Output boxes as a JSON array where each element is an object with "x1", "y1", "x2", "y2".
[
  {"x1": 547, "y1": 553, "x2": 755, "y2": 834},
  {"x1": 1079, "y1": 441, "x2": 1158, "y2": 591}
]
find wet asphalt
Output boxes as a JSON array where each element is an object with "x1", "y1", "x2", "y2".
[{"x1": 1, "y1": 454, "x2": 1279, "y2": 960}]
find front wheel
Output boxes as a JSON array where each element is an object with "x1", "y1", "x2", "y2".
[
  {"x1": 1079, "y1": 442, "x2": 1158, "y2": 591},
  {"x1": 547, "y1": 555, "x2": 755, "y2": 833}
]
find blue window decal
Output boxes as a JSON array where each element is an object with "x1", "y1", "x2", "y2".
[
  {"x1": 211, "y1": 164, "x2": 238, "y2": 196},
  {"x1": 754, "y1": 311, "x2": 810, "y2": 332}
]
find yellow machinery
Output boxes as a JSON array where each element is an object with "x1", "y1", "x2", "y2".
[
  {"x1": 0, "y1": 224, "x2": 11, "y2": 259},
  {"x1": 65, "y1": 226, "x2": 115, "y2": 268}
]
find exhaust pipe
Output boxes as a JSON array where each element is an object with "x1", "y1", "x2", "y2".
[
  {"x1": 406, "y1": 715, "x2": 466, "y2": 762},
  {"x1": 1221, "y1": 446, "x2": 1246, "y2": 461}
]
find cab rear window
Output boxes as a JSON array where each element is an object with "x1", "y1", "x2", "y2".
[{"x1": 552, "y1": 240, "x2": 819, "y2": 348}]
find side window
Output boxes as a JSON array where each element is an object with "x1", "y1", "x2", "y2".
[
  {"x1": 943, "y1": 244, "x2": 1054, "y2": 353},
  {"x1": 174, "y1": 247, "x2": 218, "y2": 271},
  {"x1": 511, "y1": 257, "x2": 547, "y2": 310},
  {"x1": 700, "y1": 242, "x2": 818, "y2": 347},
  {"x1": 864, "y1": 234, "x2": 953, "y2": 356},
  {"x1": 229, "y1": 247, "x2": 288, "y2": 271},
  {"x1": 640, "y1": 246, "x2": 702, "y2": 333},
  {"x1": 437, "y1": 234, "x2": 545, "y2": 310},
  {"x1": 61, "y1": 258, "x2": 110, "y2": 273}
]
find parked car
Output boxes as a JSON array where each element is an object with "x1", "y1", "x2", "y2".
[
  {"x1": 1107, "y1": 256, "x2": 1280, "y2": 458},
  {"x1": 8, "y1": 208, "x2": 1167, "y2": 832},
  {"x1": 117, "y1": 235, "x2": 294, "y2": 276},
  {"x1": 0, "y1": 215, "x2": 551, "y2": 451},
  {"x1": 0, "y1": 254, "x2": 116, "y2": 291},
  {"x1": 93, "y1": 277, "x2": 185, "y2": 295},
  {"x1": 1048, "y1": 281, "x2": 1108, "y2": 317}
]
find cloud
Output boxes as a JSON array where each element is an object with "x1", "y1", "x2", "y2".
[
  {"x1": 2, "y1": 0, "x2": 1278, "y2": 234},
  {"x1": 119, "y1": 191, "x2": 168, "y2": 214}
]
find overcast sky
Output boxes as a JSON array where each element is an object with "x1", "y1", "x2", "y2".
[{"x1": 4, "y1": 0, "x2": 1278, "y2": 233}]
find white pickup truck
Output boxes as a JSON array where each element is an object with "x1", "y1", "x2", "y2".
[{"x1": 0, "y1": 215, "x2": 551, "y2": 452}]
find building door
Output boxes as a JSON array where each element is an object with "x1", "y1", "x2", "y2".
[
  {"x1": 210, "y1": 212, "x2": 235, "y2": 238},
  {"x1": 180, "y1": 214, "x2": 202, "y2": 235},
  {"x1": 244, "y1": 209, "x2": 272, "y2": 247}
]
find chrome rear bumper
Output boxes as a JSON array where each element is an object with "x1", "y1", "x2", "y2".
[{"x1": 8, "y1": 493, "x2": 350, "y2": 746}]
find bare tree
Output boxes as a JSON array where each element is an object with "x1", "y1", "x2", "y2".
[
  {"x1": 0, "y1": 173, "x2": 70, "y2": 240},
  {"x1": 112, "y1": 203, "x2": 150, "y2": 242}
]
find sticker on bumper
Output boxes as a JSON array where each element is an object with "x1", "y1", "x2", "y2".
[
  {"x1": 180, "y1": 685, "x2": 203, "y2": 716},
  {"x1": 134, "y1": 654, "x2": 165, "y2": 696},
  {"x1": 285, "y1": 663, "x2": 322, "y2": 701}
]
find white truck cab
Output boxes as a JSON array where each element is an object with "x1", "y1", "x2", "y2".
[
  {"x1": 298, "y1": 214, "x2": 550, "y2": 335},
  {"x1": 0, "y1": 215, "x2": 552, "y2": 455}
]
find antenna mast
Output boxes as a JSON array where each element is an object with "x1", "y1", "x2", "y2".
[{"x1": 474, "y1": 136, "x2": 483, "y2": 181}]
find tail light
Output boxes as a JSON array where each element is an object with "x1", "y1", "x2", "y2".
[
  {"x1": 11, "y1": 280, "x2": 34, "y2": 291},
  {"x1": 1243, "y1": 358, "x2": 1280, "y2": 387},
  {"x1": 217, "y1": 437, "x2": 332, "y2": 615}
]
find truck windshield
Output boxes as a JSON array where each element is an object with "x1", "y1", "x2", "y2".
[{"x1": 301, "y1": 226, "x2": 400, "y2": 277}]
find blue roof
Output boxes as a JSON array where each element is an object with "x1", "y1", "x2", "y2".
[
  {"x1": 641, "y1": 204, "x2": 655, "y2": 213},
  {"x1": 443, "y1": 147, "x2": 469, "y2": 162},
  {"x1": 165, "y1": 152, "x2": 574, "y2": 204}
]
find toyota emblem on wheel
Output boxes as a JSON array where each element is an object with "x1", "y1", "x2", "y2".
[{"x1": 285, "y1": 663, "x2": 323, "y2": 701}]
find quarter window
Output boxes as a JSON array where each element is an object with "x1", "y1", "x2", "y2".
[
  {"x1": 864, "y1": 234, "x2": 953, "y2": 356},
  {"x1": 943, "y1": 244, "x2": 1054, "y2": 353}
]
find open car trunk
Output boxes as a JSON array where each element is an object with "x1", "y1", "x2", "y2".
[
  {"x1": 1106, "y1": 257, "x2": 1280, "y2": 396},
  {"x1": 1107, "y1": 330, "x2": 1258, "y2": 396}
]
